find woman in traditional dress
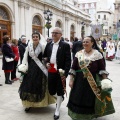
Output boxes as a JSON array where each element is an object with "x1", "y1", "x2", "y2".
[
  {"x1": 19, "y1": 32, "x2": 55, "y2": 112},
  {"x1": 67, "y1": 36, "x2": 115, "y2": 120},
  {"x1": 115, "y1": 40, "x2": 120, "y2": 62},
  {"x1": 106, "y1": 39, "x2": 115, "y2": 61}
]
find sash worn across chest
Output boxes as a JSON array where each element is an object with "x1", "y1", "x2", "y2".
[
  {"x1": 77, "y1": 51, "x2": 102, "y2": 101},
  {"x1": 28, "y1": 43, "x2": 48, "y2": 77}
]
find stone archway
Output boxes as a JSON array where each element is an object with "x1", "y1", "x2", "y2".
[
  {"x1": 70, "y1": 24, "x2": 75, "y2": 42},
  {"x1": 0, "y1": 6, "x2": 11, "y2": 51},
  {"x1": 32, "y1": 15, "x2": 42, "y2": 34},
  {"x1": 55, "y1": 21, "x2": 62, "y2": 28}
]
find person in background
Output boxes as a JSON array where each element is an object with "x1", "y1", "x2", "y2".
[
  {"x1": 11, "y1": 39, "x2": 19, "y2": 81},
  {"x1": 18, "y1": 35, "x2": 26, "y2": 46},
  {"x1": 60, "y1": 36, "x2": 64, "y2": 41},
  {"x1": 2, "y1": 35, "x2": 15, "y2": 84},
  {"x1": 115, "y1": 39, "x2": 120, "y2": 62},
  {"x1": 67, "y1": 36, "x2": 115, "y2": 120},
  {"x1": 0, "y1": 75, "x2": 2, "y2": 86},
  {"x1": 19, "y1": 36, "x2": 27, "y2": 64},
  {"x1": 46, "y1": 37, "x2": 53, "y2": 43},
  {"x1": 43, "y1": 27, "x2": 71, "y2": 120},
  {"x1": 102, "y1": 39, "x2": 107, "y2": 52},
  {"x1": 106, "y1": 39, "x2": 115, "y2": 61},
  {"x1": 72, "y1": 37, "x2": 83, "y2": 59}
]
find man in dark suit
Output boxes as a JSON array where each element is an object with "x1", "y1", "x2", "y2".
[
  {"x1": 72, "y1": 38, "x2": 83, "y2": 59},
  {"x1": 18, "y1": 37, "x2": 27, "y2": 64},
  {"x1": 43, "y1": 27, "x2": 71, "y2": 120}
]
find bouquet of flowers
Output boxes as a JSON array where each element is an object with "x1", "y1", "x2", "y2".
[
  {"x1": 18, "y1": 64, "x2": 28, "y2": 74},
  {"x1": 101, "y1": 78, "x2": 112, "y2": 90},
  {"x1": 59, "y1": 69, "x2": 65, "y2": 76},
  {"x1": 101, "y1": 79, "x2": 112, "y2": 103},
  {"x1": 59, "y1": 69, "x2": 67, "y2": 95}
]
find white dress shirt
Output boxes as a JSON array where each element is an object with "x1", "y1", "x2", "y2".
[{"x1": 50, "y1": 40, "x2": 60, "y2": 68}]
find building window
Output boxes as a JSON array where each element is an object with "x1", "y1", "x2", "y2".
[
  {"x1": 85, "y1": 4, "x2": 88, "y2": 9},
  {"x1": 0, "y1": 7, "x2": 9, "y2": 20},
  {"x1": 55, "y1": 21, "x2": 61, "y2": 28},
  {"x1": 104, "y1": 15, "x2": 106, "y2": 20},
  {"x1": 32, "y1": 15, "x2": 41, "y2": 25},
  {"x1": 98, "y1": 15, "x2": 100, "y2": 19},
  {"x1": 91, "y1": 3, "x2": 95, "y2": 8}
]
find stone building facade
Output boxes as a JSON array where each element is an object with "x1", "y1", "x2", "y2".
[{"x1": 0, "y1": 0, "x2": 91, "y2": 48}]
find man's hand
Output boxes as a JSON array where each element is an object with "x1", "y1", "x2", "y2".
[{"x1": 46, "y1": 63, "x2": 51, "y2": 69}]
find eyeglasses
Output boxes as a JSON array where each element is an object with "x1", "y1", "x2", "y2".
[{"x1": 51, "y1": 32, "x2": 61, "y2": 35}]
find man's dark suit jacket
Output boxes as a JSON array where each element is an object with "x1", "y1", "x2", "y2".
[
  {"x1": 72, "y1": 41, "x2": 83, "y2": 59},
  {"x1": 43, "y1": 40, "x2": 71, "y2": 78}
]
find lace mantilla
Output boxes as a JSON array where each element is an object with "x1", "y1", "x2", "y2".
[{"x1": 75, "y1": 49, "x2": 103, "y2": 62}]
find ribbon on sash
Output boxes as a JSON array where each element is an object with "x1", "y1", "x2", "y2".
[
  {"x1": 76, "y1": 51, "x2": 102, "y2": 101},
  {"x1": 28, "y1": 42, "x2": 48, "y2": 77}
]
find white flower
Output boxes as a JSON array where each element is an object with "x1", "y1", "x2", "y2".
[
  {"x1": 101, "y1": 79, "x2": 112, "y2": 90},
  {"x1": 18, "y1": 64, "x2": 28, "y2": 73},
  {"x1": 59, "y1": 69, "x2": 65, "y2": 76}
]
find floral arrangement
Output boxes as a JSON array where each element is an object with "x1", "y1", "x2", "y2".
[
  {"x1": 101, "y1": 79, "x2": 112, "y2": 90},
  {"x1": 59, "y1": 69, "x2": 67, "y2": 95},
  {"x1": 18, "y1": 64, "x2": 28, "y2": 74},
  {"x1": 59, "y1": 69, "x2": 65, "y2": 76}
]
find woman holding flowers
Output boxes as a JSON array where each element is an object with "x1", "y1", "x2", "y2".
[
  {"x1": 67, "y1": 36, "x2": 115, "y2": 120},
  {"x1": 19, "y1": 32, "x2": 55, "y2": 112}
]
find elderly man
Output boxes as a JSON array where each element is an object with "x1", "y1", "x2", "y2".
[
  {"x1": 43, "y1": 27, "x2": 71, "y2": 120},
  {"x1": 18, "y1": 36, "x2": 27, "y2": 64}
]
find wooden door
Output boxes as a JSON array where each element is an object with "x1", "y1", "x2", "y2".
[
  {"x1": 32, "y1": 25, "x2": 42, "y2": 34},
  {"x1": 0, "y1": 20, "x2": 11, "y2": 54}
]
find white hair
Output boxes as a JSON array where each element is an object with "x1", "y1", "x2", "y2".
[
  {"x1": 21, "y1": 37, "x2": 26, "y2": 41},
  {"x1": 53, "y1": 27, "x2": 62, "y2": 34}
]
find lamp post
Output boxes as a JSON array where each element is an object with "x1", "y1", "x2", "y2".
[{"x1": 43, "y1": 9, "x2": 53, "y2": 37}]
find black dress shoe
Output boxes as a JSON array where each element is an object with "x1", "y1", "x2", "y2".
[
  {"x1": 25, "y1": 107, "x2": 31, "y2": 112},
  {"x1": 54, "y1": 114, "x2": 59, "y2": 120}
]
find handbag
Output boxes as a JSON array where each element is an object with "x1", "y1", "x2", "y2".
[{"x1": 5, "y1": 56, "x2": 14, "y2": 62}]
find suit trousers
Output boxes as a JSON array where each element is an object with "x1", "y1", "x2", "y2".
[
  {"x1": 11, "y1": 60, "x2": 18, "y2": 79},
  {"x1": 48, "y1": 72, "x2": 64, "y2": 96}
]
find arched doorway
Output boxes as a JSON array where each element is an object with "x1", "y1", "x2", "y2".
[
  {"x1": 81, "y1": 26, "x2": 85, "y2": 39},
  {"x1": 32, "y1": 15, "x2": 42, "y2": 34},
  {"x1": 0, "y1": 6, "x2": 11, "y2": 52},
  {"x1": 55, "y1": 21, "x2": 62, "y2": 28},
  {"x1": 70, "y1": 25, "x2": 75, "y2": 42}
]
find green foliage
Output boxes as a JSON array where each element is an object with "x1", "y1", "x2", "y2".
[{"x1": 44, "y1": 24, "x2": 52, "y2": 29}]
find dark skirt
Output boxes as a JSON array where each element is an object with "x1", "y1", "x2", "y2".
[
  {"x1": 19, "y1": 59, "x2": 47, "y2": 102},
  {"x1": 67, "y1": 72, "x2": 95, "y2": 114}
]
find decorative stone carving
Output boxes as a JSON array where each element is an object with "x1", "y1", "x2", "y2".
[{"x1": 18, "y1": 1, "x2": 30, "y2": 10}]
